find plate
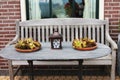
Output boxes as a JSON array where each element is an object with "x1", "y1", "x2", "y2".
[
  {"x1": 73, "y1": 45, "x2": 97, "y2": 51},
  {"x1": 15, "y1": 47, "x2": 41, "y2": 53}
]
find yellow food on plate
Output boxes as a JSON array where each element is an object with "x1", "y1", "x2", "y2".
[
  {"x1": 15, "y1": 38, "x2": 41, "y2": 49},
  {"x1": 72, "y1": 38, "x2": 96, "y2": 49}
]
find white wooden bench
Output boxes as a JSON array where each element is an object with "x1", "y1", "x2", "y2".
[{"x1": 7, "y1": 18, "x2": 117, "y2": 80}]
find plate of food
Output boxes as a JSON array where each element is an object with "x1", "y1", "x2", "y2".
[
  {"x1": 15, "y1": 38, "x2": 41, "y2": 53},
  {"x1": 72, "y1": 38, "x2": 97, "y2": 51}
]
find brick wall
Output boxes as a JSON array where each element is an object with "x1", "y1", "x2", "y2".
[
  {"x1": 0, "y1": 0, "x2": 120, "y2": 69},
  {"x1": 0, "y1": 0, "x2": 20, "y2": 49},
  {"x1": 104, "y1": 0, "x2": 120, "y2": 41},
  {"x1": 0, "y1": 0, "x2": 20, "y2": 69}
]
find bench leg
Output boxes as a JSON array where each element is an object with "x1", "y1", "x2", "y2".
[
  {"x1": 8, "y1": 60, "x2": 14, "y2": 80},
  {"x1": 111, "y1": 62, "x2": 116, "y2": 80},
  {"x1": 28, "y1": 60, "x2": 34, "y2": 80},
  {"x1": 111, "y1": 50, "x2": 116, "y2": 80},
  {"x1": 78, "y1": 60, "x2": 83, "y2": 80}
]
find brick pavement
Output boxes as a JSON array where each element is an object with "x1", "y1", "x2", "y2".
[{"x1": 0, "y1": 75, "x2": 120, "y2": 80}]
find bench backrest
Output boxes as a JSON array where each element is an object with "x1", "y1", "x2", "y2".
[{"x1": 16, "y1": 18, "x2": 109, "y2": 44}]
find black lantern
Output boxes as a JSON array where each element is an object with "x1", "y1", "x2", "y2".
[{"x1": 49, "y1": 30, "x2": 63, "y2": 49}]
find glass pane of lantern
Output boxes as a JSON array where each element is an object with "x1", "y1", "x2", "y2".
[{"x1": 53, "y1": 39, "x2": 60, "y2": 48}]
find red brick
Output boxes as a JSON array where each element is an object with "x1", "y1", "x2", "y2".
[
  {"x1": 15, "y1": 12, "x2": 20, "y2": 15},
  {"x1": 9, "y1": 16, "x2": 20, "y2": 19},
  {"x1": 1, "y1": 67, "x2": 9, "y2": 69},
  {"x1": 2, "y1": 12, "x2": 14, "y2": 16},
  {"x1": 0, "y1": 24, "x2": 9, "y2": 26},
  {"x1": 0, "y1": 16, "x2": 8, "y2": 19},
  {"x1": 109, "y1": 3, "x2": 119, "y2": 6},
  {"x1": 8, "y1": 9, "x2": 20, "y2": 12},
  {"x1": 9, "y1": 24, "x2": 16, "y2": 26},
  {"x1": 111, "y1": 30, "x2": 119, "y2": 33},
  {"x1": 0, "y1": 39, "x2": 9, "y2": 41},
  {"x1": 5, "y1": 35, "x2": 15, "y2": 38},
  {"x1": 0, "y1": 45, "x2": 4, "y2": 48},
  {"x1": 0, "y1": 20, "x2": 2, "y2": 23},
  {"x1": 0, "y1": 42, "x2": 4, "y2": 45},
  {"x1": 0, "y1": 59, "x2": 7, "y2": 62},
  {"x1": 113, "y1": 0, "x2": 120, "y2": 2},
  {"x1": 4, "y1": 27, "x2": 15, "y2": 30},
  {"x1": 109, "y1": 11, "x2": 118, "y2": 14},
  {"x1": 105, "y1": 0, "x2": 113, "y2": 2},
  {"x1": 109, "y1": 18, "x2": 119, "y2": 21},
  {"x1": 113, "y1": 7, "x2": 120, "y2": 10},
  {"x1": 0, "y1": 9, "x2": 7, "y2": 12},
  {"x1": 15, "y1": 4, "x2": 20, "y2": 8},
  {"x1": 112, "y1": 14, "x2": 120, "y2": 17},
  {"x1": 0, "y1": 31, "x2": 9, "y2": 34},
  {"x1": 2, "y1": 5, "x2": 14, "y2": 8},
  {"x1": 104, "y1": 14, "x2": 112, "y2": 18},
  {"x1": 0, "y1": 2, "x2": 7, "y2": 5},
  {"x1": 3, "y1": 20, "x2": 15, "y2": 23},
  {"x1": 104, "y1": 7, "x2": 112, "y2": 10},
  {"x1": 0, "y1": 35, "x2": 3, "y2": 37},
  {"x1": 0, "y1": 27, "x2": 3, "y2": 30},
  {"x1": 8, "y1": 1, "x2": 20, "y2": 5},
  {"x1": 104, "y1": 11, "x2": 108, "y2": 14},
  {"x1": 0, "y1": 63, "x2": 6, "y2": 65},
  {"x1": 104, "y1": 3, "x2": 109, "y2": 6}
]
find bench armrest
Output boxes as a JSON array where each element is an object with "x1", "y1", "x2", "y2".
[
  {"x1": 106, "y1": 32, "x2": 118, "y2": 50},
  {"x1": 6, "y1": 35, "x2": 19, "y2": 47}
]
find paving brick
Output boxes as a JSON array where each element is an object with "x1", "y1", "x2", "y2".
[{"x1": 0, "y1": 75, "x2": 119, "y2": 80}]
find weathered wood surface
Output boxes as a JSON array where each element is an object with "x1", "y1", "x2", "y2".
[{"x1": 0, "y1": 18, "x2": 118, "y2": 80}]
